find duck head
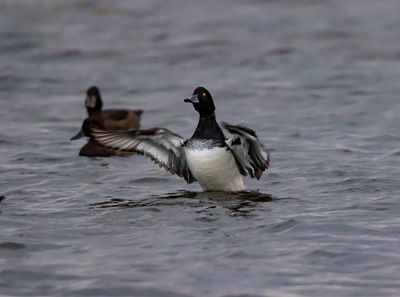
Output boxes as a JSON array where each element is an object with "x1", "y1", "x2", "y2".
[
  {"x1": 184, "y1": 86, "x2": 215, "y2": 117},
  {"x1": 85, "y1": 86, "x2": 103, "y2": 115}
]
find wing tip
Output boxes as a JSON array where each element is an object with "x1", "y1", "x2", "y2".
[{"x1": 222, "y1": 122, "x2": 258, "y2": 138}]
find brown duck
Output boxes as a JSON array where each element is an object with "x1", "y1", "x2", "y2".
[{"x1": 71, "y1": 86, "x2": 143, "y2": 157}]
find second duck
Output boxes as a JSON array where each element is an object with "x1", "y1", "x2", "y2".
[{"x1": 71, "y1": 86, "x2": 143, "y2": 157}]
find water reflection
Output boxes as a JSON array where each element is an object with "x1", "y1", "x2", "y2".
[
  {"x1": 90, "y1": 190, "x2": 276, "y2": 217},
  {"x1": 192, "y1": 191, "x2": 275, "y2": 217}
]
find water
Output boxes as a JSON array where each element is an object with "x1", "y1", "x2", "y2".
[{"x1": 0, "y1": 0, "x2": 400, "y2": 296}]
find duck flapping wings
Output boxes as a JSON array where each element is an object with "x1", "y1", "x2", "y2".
[{"x1": 87, "y1": 121, "x2": 269, "y2": 183}]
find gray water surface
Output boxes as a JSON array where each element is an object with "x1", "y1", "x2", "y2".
[{"x1": 1, "y1": 0, "x2": 400, "y2": 296}]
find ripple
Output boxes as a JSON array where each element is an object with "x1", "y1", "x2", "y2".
[
  {"x1": 268, "y1": 47, "x2": 295, "y2": 56},
  {"x1": 0, "y1": 242, "x2": 26, "y2": 250},
  {"x1": 64, "y1": 287, "x2": 193, "y2": 297},
  {"x1": 0, "y1": 269, "x2": 78, "y2": 282},
  {"x1": 226, "y1": 251, "x2": 260, "y2": 259},
  {"x1": 0, "y1": 40, "x2": 36, "y2": 53},
  {"x1": 314, "y1": 30, "x2": 352, "y2": 40},
  {"x1": 269, "y1": 219, "x2": 299, "y2": 233},
  {"x1": 31, "y1": 49, "x2": 116, "y2": 62},
  {"x1": 222, "y1": 295, "x2": 263, "y2": 297},
  {"x1": 307, "y1": 249, "x2": 346, "y2": 259},
  {"x1": 130, "y1": 177, "x2": 170, "y2": 184}
]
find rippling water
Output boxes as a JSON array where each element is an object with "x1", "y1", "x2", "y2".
[{"x1": 1, "y1": 0, "x2": 400, "y2": 296}]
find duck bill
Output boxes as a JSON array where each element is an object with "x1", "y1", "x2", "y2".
[
  {"x1": 85, "y1": 95, "x2": 96, "y2": 108},
  {"x1": 184, "y1": 94, "x2": 199, "y2": 104},
  {"x1": 70, "y1": 130, "x2": 84, "y2": 141}
]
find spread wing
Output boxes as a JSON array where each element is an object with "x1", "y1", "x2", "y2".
[
  {"x1": 87, "y1": 124, "x2": 196, "y2": 183},
  {"x1": 223, "y1": 122, "x2": 270, "y2": 180}
]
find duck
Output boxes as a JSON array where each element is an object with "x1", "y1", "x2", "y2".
[
  {"x1": 71, "y1": 86, "x2": 143, "y2": 157},
  {"x1": 85, "y1": 87, "x2": 270, "y2": 191}
]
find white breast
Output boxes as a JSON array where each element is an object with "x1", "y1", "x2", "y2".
[{"x1": 184, "y1": 146, "x2": 245, "y2": 192}]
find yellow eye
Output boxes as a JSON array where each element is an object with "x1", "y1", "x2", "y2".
[{"x1": 203, "y1": 92, "x2": 206, "y2": 97}]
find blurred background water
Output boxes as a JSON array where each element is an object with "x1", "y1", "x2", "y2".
[{"x1": 0, "y1": 0, "x2": 399, "y2": 296}]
